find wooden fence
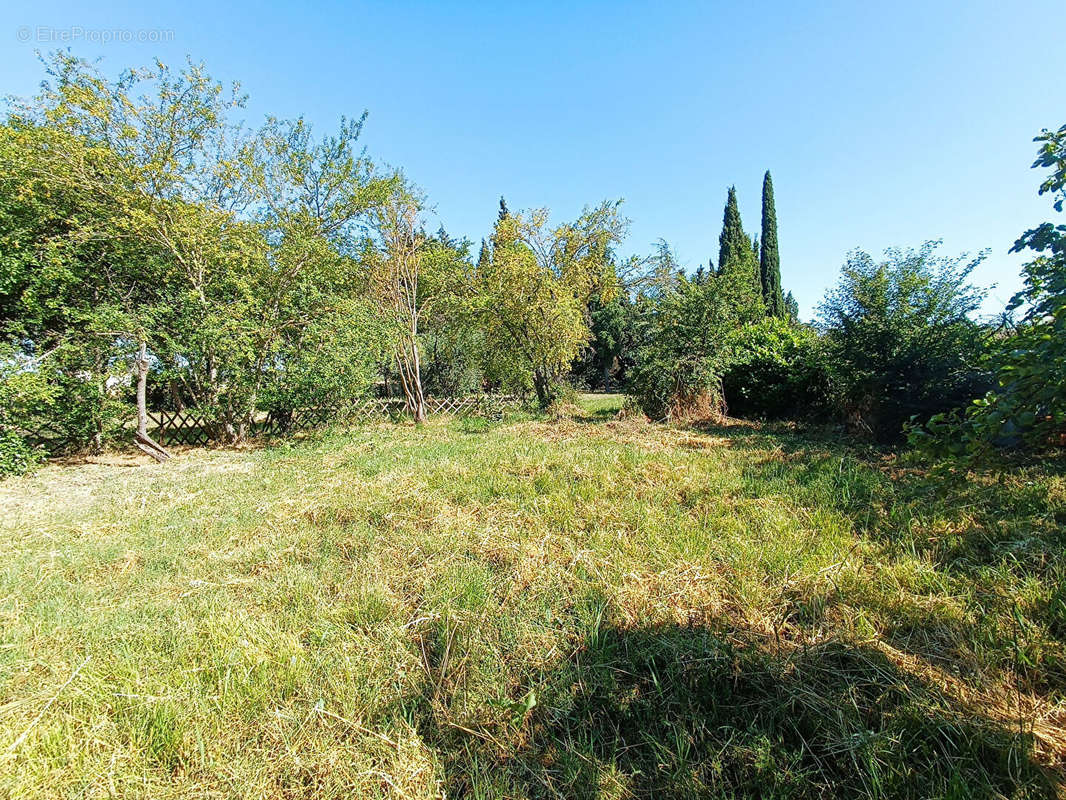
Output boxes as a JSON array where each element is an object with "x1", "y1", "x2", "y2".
[{"x1": 148, "y1": 395, "x2": 523, "y2": 446}]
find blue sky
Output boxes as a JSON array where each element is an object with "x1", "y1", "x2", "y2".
[{"x1": 3, "y1": 1, "x2": 1063, "y2": 319}]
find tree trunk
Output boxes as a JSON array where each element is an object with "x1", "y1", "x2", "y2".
[
  {"x1": 168, "y1": 379, "x2": 185, "y2": 412},
  {"x1": 533, "y1": 368, "x2": 553, "y2": 408},
  {"x1": 136, "y1": 340, "x2": 149, "y2": 439},
  {"x1": 134, "y1": 339, "x2": 172, "y2": 463},
  {"x1": 396, "y1": 336, "x2": 426, "y2": 423},
  {"x1": 410, "y1": 335, "x2": 426, "y2": 423}
]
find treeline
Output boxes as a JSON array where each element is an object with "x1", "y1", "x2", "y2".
[
  {"x1": 0, "y1": 54, "x2": 664, "y2": 468},
  {"x1": 1, "y1": 53, "x2": 1064, "y2": 474},
  {"x1": 571, "y1": 128, "x2": 1065, "y2": 457}
]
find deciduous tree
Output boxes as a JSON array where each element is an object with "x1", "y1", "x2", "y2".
[{"x1": 479, "y1": 201, "x2": 626, "y2": 405}]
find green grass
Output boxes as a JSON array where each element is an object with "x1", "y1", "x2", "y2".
[{"x1": 1, "y1": 394, "x2": 1063, "y2": 798}]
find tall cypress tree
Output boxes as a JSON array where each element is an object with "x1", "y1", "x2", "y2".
[
  {"x1": 759, "y1": 171, "x2": 784, "y2": 317},
  {"x1": 498, "y1": 196, "x2": 510, "y2": 222},
  {"x1": 717, "y1": 186, "x2": 746, "y2": 275},
  {"x1": 716, "y1": 186, "x2": 762, "y2": 312}
]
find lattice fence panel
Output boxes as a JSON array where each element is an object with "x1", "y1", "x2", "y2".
[
  {"x1": 149, "y1": 395, "x2": 523, "y2": 444},
  {"x1": 148, "y1": 410, "x2": 212, "y2": 446}
]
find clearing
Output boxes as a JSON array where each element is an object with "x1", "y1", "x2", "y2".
[{"x1": 1, "y1": 395, "x2": 1063, "y2": 798}]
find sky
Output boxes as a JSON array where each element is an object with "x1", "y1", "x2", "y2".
[{"x1": 2, "y1": 0, "x2": 1064, "y2": 320}]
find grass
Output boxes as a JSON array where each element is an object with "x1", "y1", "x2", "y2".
[{"x1": 1, "y1": 394, "x2": 1064, "y2": 798}]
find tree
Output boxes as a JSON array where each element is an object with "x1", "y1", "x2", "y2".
[
  {"x1": 22, "y1": 53, "x2": 267, "y2": 444},
  {"x1": 915, "y1": 123, "x2": 1066, "y2": 457},
  {"x1": 819, "y1": 242, "x2": 991, "y2": 441},
  {"x1": 0, "y1": 120, "x2": 139, "y2": 454},
  {"x1": 571, "y1": 295, "x2": 629, "y2": 390},
  {"x1": 572, "y1": 239, "x2": 682, "y2": 390},
  {"x1": 3, "y1": 53, "x2": 395, "y2": 452},
  {"x1": 368, "y1": 184, "x2": 430, "y2": 422},
  {"x1": 784, "y1": 291, "x2": 800, "y2": 322},
  {"x1": 0, "y1": 61, "x2": 224, "y2": 457},
  {"x1": 418, "y1": 231, "x2": 484, "y2": 397},
  {"x1": 476, "y1": 238, "x2": 491, "y2": 272},
  {"x1": 716, "y1": 186, "x2": 763, "y2": 313},
  {"x1": 254, "y1": 114, "x2": 394, "y2": 427},
  {"x1": 717, "y1": 186, "x2": 745, "y2": 274},
  {"x1": 479, "y1": 201, "x2": 626, "y2": 405},
  {"x1": 615, "y1": 239, "x2": 683, "y2": 295},
  {"x1": 760, "y1": 171, "x2": 785, "y2": 317},
  {"x1": 992, "y1": 122, "x2": 1066, "y2": 448}
]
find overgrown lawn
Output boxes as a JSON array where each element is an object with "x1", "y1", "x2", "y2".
[{"x1": 1, "y1": 396, "x2": 1063, "y2": 798}]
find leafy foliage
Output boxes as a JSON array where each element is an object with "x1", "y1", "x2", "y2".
[
  {"x1": 3, "y1": 52, "x2": 1062, "y2": 482},
  {"x1": 914, "y1": 124, "x2": 1066, "y2": 458},
  {"x1": 1, "y1": 54, "x2": 398, "y2": 451},
  {"x1": 629, "y1": 264, "x2": 762, "y2": 420},
  {"x1": 721, "y1": 318, "x2": 830, "y2": 419},
  {"x1": 0, "y1": 427, "x2": 41, "y2": 477},
  {"x1": 818, "y1": 242, "x2": 991, "y2": 441},
  {"x1": 716, "y1": 186, "x2": 763, "y2": 314},
  {"x1": 478, "y1": 202, "x2": 626, "y2": 405},
  {"x1": 570, "y1": 295, "x2": 635, "y2": 390}
]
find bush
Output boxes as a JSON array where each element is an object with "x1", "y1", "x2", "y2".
[
  {"x1": 628, "y1": 341, "x2": 725, "y2": 422},
  {"x1": 0, "y1": 346, "x2": 128, "y2": 456},
  {"x1": 627, "y1": 277, "x2": 749, "y2": 421},
  {"x1": 0, "y1": 428, "x2": 42, "y2": 477},
  {"x1": 721, "y1": 318, "x2": 830, "y2": 419},
  {"x1": 259, "y1": 300, "x2": 386, "y2": 414},
  {"x1": 818, "y1": 242, "x2": 993, "y2": 442}
]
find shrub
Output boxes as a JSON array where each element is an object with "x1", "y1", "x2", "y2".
[
  {"x1": 721, "y1": 318, "x2": 830, "y2": 419},
  {"x1": 628, "y1": 350, "x2": 725, "y2": 422},
  {"x1": 818, "y1": 242, "x2": 992, "y2": 441},
  {"x1": 0, "y1": 345, "x2": 128, "y2": 456},
  {"x1": 0, "y1": 428, "x2": 42, "y2": 477},
  {"x1": 627, "y1": 276, "x2": 754, "y2": 421}
]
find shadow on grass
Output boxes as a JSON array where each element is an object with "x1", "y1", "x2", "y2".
[
  {"x1": 418, "y1": 615, "x2": 1055, "y2": 799},
  {"x1": 685, "y1": 420, "x2": 1066, "y2": 717},
  {"x1": 690, "y1": 420, "x2": 1066, "y2": 584}
]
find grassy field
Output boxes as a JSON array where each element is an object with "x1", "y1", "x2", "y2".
[{"x1": 1, "y1": 394, "x2": 1064, "y2": 799}]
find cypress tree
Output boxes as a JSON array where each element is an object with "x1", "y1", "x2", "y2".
[
  {"x1": 759, "y1": 171, "x2": 784, "y2": 317},
  {"x1": 477, "y1": 238, "x2": 491, "y2": 272},
  {"x1": 716, "y1": 186, "x2": 762, "y2": 310},
  {"x1": 717, "y1": 186, "x2": 745, "y2": 275},
  {"x1": 784, "y1": 291, "x2": 799, "y2": 322},
  {"x1": 498, "y1": 196, "x2": 510, "y2": 222}
]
